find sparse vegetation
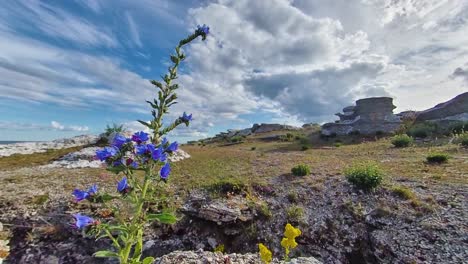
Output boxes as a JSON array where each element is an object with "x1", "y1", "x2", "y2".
[
  {"x1": 391, "y1": 134, "x2": 413, "y2": 148},
  {"x1": 407, "y1": 122, "x2": 438, "y2": 138},
  {"x1": 230, "y1": 135, "x2": 244, "y2": 143},
  {"x1": 291, "y1": 164, "x2": 311, "y2": 176},
  {"x1": 456, "y1": 132, "x2": 468, "y2": 147},
  {"x1": 391, "y1": 186, "x2": 416, "y2": 200},
  {"x1": 448, "y1": 121, "x2": 468, "y2": 134},
  {"x1": 344, "y1": 162, "x2": 383, "y2": 190},
  {"x1": 286, "y1": 205, "x2": 304, "y2": 222},
  {"x1": 426, "y1": 152, "x2": 450, "y2": 164},
  {"x1": 257, "y1": 202, "x2": 273, "y2": 219},
  {"x1": 287, "y1": 191, "x2": 298, "y2": 203},
  {"x1": 104, "y1": 123, "x2": 126, "y2": 136}
]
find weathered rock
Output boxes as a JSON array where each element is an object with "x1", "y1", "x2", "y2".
[
  {"x1": 155, "y1": 250, "x2": 322, "y2": 264},
  {"x1": 415, "y1": 92, "x2": 468, "y2": 122},
  {"x1": 181, "y1": 193, "x2": 253, "y2": 224},
  {"x1": 321, "y1": 97, "x2": 401, "y2": 135}
]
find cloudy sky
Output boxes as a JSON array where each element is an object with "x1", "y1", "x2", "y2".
[{"x1": 0, "y1": 0, "x2": 467, "y2": 141}]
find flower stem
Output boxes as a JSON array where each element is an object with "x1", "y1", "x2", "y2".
[{"x1": 120, "y1": 170, "x2": 151, "y2": 263}]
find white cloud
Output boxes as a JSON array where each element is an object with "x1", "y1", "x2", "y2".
[
  {"x1": 0, "y1": 121, "x2": 89, "y2": 132},
  {"x1": 51, "y1": 121, "x2": 89, "y2": 131},
  {"x1": 126, "y1": 12, "x2": 143, "y2": 48},
  {"x1": 1, "y1": 0, "x2": 118, "y2": 48}
]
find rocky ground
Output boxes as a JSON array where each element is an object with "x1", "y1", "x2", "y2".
[{"x1": 0, "y1": 137, "x2": 467, "y2": 263}]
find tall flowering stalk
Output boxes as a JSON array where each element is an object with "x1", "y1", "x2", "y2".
[{"x1": 70, "y1": 25, "x2": 209, "y2": 264}]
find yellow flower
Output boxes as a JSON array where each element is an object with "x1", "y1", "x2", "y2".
[
  {"x1": 284, "y1": 223, "x2": 301, "y2": 240},
  {"x1": 258, "y1": 243, "x2": 272, "y2": 264},
  {"x1": 281, "y1": 223, "x2": 301, "y2": 259}
]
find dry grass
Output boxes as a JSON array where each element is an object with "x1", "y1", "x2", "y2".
[{"x1": 1, "y1": 135, "x2": 466, "y2": 206}]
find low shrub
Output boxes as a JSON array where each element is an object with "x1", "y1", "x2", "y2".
[
  {"x1": 291, "y1": 164, "x2": 311, "y2": 176},
  {"x1": 407, "y1": 122, "x2": 438, "y2": 138},
  {"x1": 344, "y1": 162, "x2": 384, "y2": 190},
  {"x1": 449, "y1": 121, "x2": 468, "y2": 134},
  {"x1": 375, "y1": 130, "x2": 385, "y2": 136},
  {"x1": 457, "y1": 132, "x2": 468, "y2": 147},
  {"x1": 286, "y1": 205, "x2": 304, "y2": 222},
  {"x1": 251, "y1": 146, "x2": 256, "y2": 151},
  {"x1": 287, "y1": 191, "x2": 298, "y2": 203},
  {"x1": 334, "y1": 142, "x2": 343, "y2": 147},
  {"x1": 391, "y1": 134, "x2": 413, "y2": 148},
  {"x1": 279, "y1": 133, "x2": 295, "y2": 142},
  {"x1": 391, "y1": 186, "x2": 415, "y2": 200},
  {"x1": 426, "y1": 152, "x2": 450, "y2": 164},
  {"x1": 230, "y1": 136, "x2": 243, "y2": 143},
  {"x1": 257, "y1": 202, "x2": 272, "y2": 219},
  {"x1": 301, "y1": 145, "x2": 309, "y2": 151}
]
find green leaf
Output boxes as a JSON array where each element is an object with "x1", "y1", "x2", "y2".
[
  {"x1": 170, "y1": 55, "x2": 179, "y2": 64},
  {"x1": 142, "y1": 257, "x2": 155, "y2": 264},
  {"x1": 137, "y1": 120, "x2": 151, "y2": 128},
  {"x1": 147, "y1": 213, "x2": 177, "y2": 224},
  {"x1": 106, "y1": 166, "x2": 126, "y2": 174},
  {"x1": 98, "y1": 193, "x2": 116, "y2": 202},
  {"x1": 93, "y1": 250, "x2": 119, "y2": 258},
  {"x1": 150, "y1": 80, "x2": 163, "y2": 89}
]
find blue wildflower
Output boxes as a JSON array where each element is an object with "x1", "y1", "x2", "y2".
[
  {"x1": 148, "y1": 144, "x2": 167, "y2": 161},
  {"x1": 197, "y1": 24, "x2": 210, "y2": 35},
  {"x1": 87, "y1": 184, "x2": 98, "y2": 195},
  {"x1": 132, "y1": 131, "x2": 149, "y2": 144},
  {"x1": 130, "y1": 161, "x2": 138, "y2": 168},
  {"x1": 166, "y1": 141, "x2": 178, "y2": 152},
  {"x1": 96, "y1": 146, "x2": 118, "y2": 161},
  {"x1": 72, "y1": 189, "x2": 89, "y2": 202},
  {"x1": 112, "y1": 134, "x2": 128, "y2": 148},
  {"x1": 73, "y1": 213, "x2": 95, "y2": 229},
  {"x1": 160, "y1": 163, "x2": 171, "y2": 180},
  {"x1": 179, "y1": 112, "x2": 193, "y2": 123},
  {"x1": 161, "y1": 137, "x2": 168, "y2": 147},
  {"x1": 135, "y1": 144, "x2": 148, "y2": 155},
  {"x1": 117, "y1": 177, "x2": 129, "y2": 193},
  {"x1": 72, "y1": 184, "x2": 98, "y2": 202}
]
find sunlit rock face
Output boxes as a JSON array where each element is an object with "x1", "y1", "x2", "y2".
[
  {"x1": 415, "y1": 92, "x2": 468, "y2": 122},
  {"x1": 321, "y1": 97, "x2": 402, "y2": 136}
]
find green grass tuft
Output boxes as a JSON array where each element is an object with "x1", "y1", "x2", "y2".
[
  {"x1": 344, "y1": 161, "x2": 383, "y2": 190},
  {"x1": 291, "y1": 164, "x2": 311, "y2": 176},
  {"x1": 426, "y1": 152, "x2": 450, "y2": 164},
  {"x1": 391, "y1": 134, "x2": 413, "y2": 148}
]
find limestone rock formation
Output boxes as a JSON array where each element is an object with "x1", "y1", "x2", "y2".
[
  {"x1": 321, "y1": 97, "x2": 401, "y2": 135},
  {"x1": 415, "y1": 92, "x2": 468, "y2": 122}
]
